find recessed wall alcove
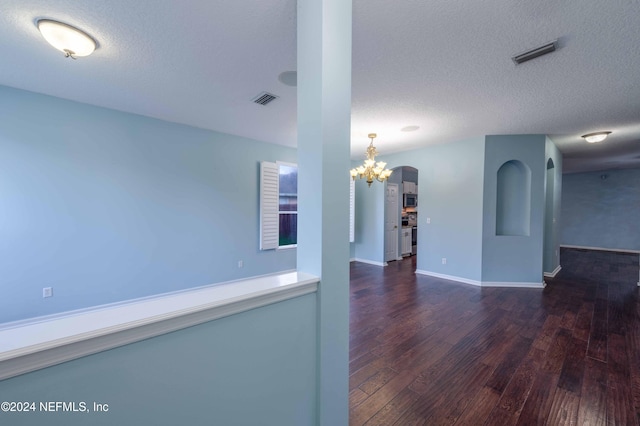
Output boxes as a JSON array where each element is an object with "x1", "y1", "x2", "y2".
[{"x1": 496, "y1": 160, "x2": 531, "y2": 236}]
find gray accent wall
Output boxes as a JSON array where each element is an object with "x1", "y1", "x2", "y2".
[{"x1": 561, "y1": 168, "x2": 640, "y2": 252}]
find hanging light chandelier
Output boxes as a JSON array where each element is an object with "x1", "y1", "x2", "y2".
[{"x1": 350, "y1": 133, "x2": 393, "y2": 187}]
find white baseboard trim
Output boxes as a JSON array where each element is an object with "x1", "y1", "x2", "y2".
[
  {"x1": 415, "y1": 270, "x2": 545, "y2": 288},
  {"x1": 0, "y1": 271, "x2": 319, "y2": 381},
  {"x1": 560, "y1": 244, "x2": 640, "y2": 254},
  {"x1": 353, "y1": 258, "x2": 388, "y2": 267},
  {"x1": 415, "y1": 270, "x2": 481, "y2": 286},
  {"x1": 544, "y1": 265, "x2": 562, "y2": 278},
  {"x1": 482, "y1": 281, "x2": 546, "y2": 288}
]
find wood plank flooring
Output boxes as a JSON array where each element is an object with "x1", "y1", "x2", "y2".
[{"x1": 349, "y1": 248, "x2": 640, "y2": 425}]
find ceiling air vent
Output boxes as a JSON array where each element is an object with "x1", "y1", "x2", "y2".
[
  {"x1": 252, "y1": 92, "x2": 279, "y2": 105},
  {"x1": 512, "y1": 40, "x2": 558, "y2": 65}
]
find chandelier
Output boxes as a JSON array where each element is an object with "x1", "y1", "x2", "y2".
[{"x1": 350, "y1": 133, "x2": 393, "y2": 186}]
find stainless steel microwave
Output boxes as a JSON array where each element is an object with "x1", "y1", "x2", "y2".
[{"x1": 404, "y1": 193, "x2": 417, "y2": 207}]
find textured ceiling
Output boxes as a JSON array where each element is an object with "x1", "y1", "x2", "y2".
[{"x1": 1, "y1": 0, "x2": 639, "y2": 173}]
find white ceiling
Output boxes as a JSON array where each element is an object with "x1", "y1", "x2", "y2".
[{"x1": 1, "y1": 0, "x2": 639, "y2": 173}]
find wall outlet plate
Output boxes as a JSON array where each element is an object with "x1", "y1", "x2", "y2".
[{"x1": 43, "y1": 287, "x2": 53, "y2": 298}]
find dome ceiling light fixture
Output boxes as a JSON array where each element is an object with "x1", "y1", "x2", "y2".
[
  {"x1": 582, "y1": 131, "x2": 612, "y2": 143},
  {"x1": 37, "y1": 19, "x2": 96, "y2": 59}
]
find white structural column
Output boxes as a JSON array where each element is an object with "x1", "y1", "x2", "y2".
[{"x1": 297, "y1": 0, "x2": 352, "y2": 424}]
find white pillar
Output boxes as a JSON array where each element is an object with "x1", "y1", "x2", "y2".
[{"x1": 297, "y1": 0, "x2": 352, "y2": 424}]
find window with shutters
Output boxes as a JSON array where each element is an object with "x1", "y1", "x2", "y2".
[
  {"x1": 260, "y1": 161, "x2": 354, "y2": 250},
  {"x1": 260, "y1": 161, "x2": 297, "y2": 250}
]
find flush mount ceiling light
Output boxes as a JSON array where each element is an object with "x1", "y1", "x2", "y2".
[
  {"x1": 582, "y1": 131, "x2": 612, "y2": 143},
  {"x1": 37, "y1": 19, "x2": 96, "y2": 59},
  {"x1": 350, "y1": 133, "x2": 393, "y2": 187}
]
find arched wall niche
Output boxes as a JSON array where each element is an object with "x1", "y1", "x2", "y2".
[
  {"x1": 547, "y1": 158, "x2": 555, "y2": 170},
  {"x1": 496, "y1": 160, "x2": 532, "y2": 236}
]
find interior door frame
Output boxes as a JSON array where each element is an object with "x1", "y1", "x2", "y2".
[{"x1": 384, "y1": 183, "x2": 399, "y2": 262}]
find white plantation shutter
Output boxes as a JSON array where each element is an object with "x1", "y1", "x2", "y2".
[
  {"x1": 260, "y1": 161, "x2": 279, "y2": 250},
  {"x1": 349, "y1": 177, "x2": 355, "y2": 243}
]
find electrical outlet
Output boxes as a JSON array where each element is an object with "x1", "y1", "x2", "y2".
[
  {"x1": 426, "y1": 217, "x2": 431, "y2": 224},
  {"x1": 43, "y1": 287, "x2": 53, "y2": 298},
  {"x1": 237, "y1": 260, "x2": 244, "y2": 268},
  {"x1": 442, "y1": 258, "x2": 447, "y2": 265}
]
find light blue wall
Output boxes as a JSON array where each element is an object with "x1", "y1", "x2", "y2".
[
  {"x1": 0, "y1": 294, "x2": 317, "y2": 426},
  {"x1": 296, "y1": 0, "x2": 352, "y2": 423},
  {"x1": 561, "y1": 168, "x2": 640, "y2": 251},
  {"x1": 354, "y1": 137, "x2": 485, "y2": 280},
  {"x1": 544, "y1": 137, "x2": 563, "y2": 272},
  {"x1": 353, "y1": 176, "x2": 386, "y2": 264},
  {"x1": 482, "y1": 135, "x2": 546, "y2": 283},
  {"x1": 352, "y1": 134, "x2": 559, "y2": 284},
  {"x1": 409, "y1": 139, "x2": 485, "y2": 281},
  {"x1": 0, "y1": 85, "x2": 297, "y2": 323}
]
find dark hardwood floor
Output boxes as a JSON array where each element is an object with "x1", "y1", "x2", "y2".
[{"x1": 349, "y1": 248, "x2": 640, "y2": 425}]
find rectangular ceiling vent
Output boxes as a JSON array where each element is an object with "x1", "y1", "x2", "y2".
[
  {"x1": 512, "y1": 40, "x2": 558, "y2": 65},
  {"x1": 252, "y1": 92, "x2": 279, "y2": 106}
]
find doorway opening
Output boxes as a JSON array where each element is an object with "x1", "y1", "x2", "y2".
[
  {"x1": 543, "y1": 158, "x2": 556, "y2": 275},
  {"x1": 384, "y1": 166, "x2": 419, "y2": 263}
]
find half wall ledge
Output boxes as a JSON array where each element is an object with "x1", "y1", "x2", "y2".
[{"x1": 0, "y1": 271, "x2": 319, "y2": 381}]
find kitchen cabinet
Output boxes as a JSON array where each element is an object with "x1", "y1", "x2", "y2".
[
  {"x1": 403, "y1": 181, "x2": 417, "y2": 194},
  {"x1": 401, "y1": 228, "x2": 412, "y2": 256}
]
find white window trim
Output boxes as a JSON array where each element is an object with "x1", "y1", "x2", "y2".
[
  {"x1": 277, "y1": 161, "x2": 298, "y2": 249},
  {"x1": 260, "y1": 161, "x2": 298, "y2": 250},
  {"x1": 277, "y1": 211, "x2": 298, "y2": 250}
]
